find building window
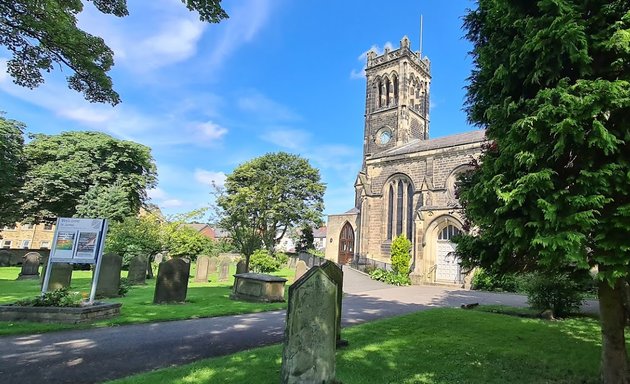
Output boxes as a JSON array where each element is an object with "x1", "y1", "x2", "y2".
[
  {"x1": 387, "y1": 185, "x2": 394, "y2": 240},
  {"x1": 396, "y1": 181, "x2": 404, "y2": 236},
  {"x1": 386, "y1": 177, "x2": 414, "y2": 241},
  {"x1": 43, "y1": 223, "x2": 53, "y2": 231},
  {"x1": 438, "y1": 225, "x2": 462, "y2": 241},
  {"x1": 2, "y1": 240, "x2": 11, "y2": 248},
  {"x1": 21, "y1": 224, "x2": 34, "y2": 230},
  {"x1": 407, "y1": 183, "x2": 413, "y2": 240},
  {"x1": 21, "y1": 240, "x2": 31, "y2": 249},
  {"x1": 40, "y1": 241, "x2": 50, "y2": 249},
  {"x1": 3, "y1": 225, "x2": 16, "y2": 231}
]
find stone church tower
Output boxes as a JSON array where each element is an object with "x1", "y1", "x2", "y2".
[{"x1": 326, "y1": 36, "x2": 486, "y2": 286}]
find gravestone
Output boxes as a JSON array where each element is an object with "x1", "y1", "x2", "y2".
[
  {"x1": 208, "y1": 256, "x2": 218, "y2": 273},
  {"x1": 128, "y1": 255, "x2": 148, "y2": 285},
  {"x1": 294, "y1": 260, "x2": 308, "y2": 281},
  {"x1": 154, "y1": 253, "x2": 164, "y2": 265},
  {"x1": 0, "y1": 250, "x2": 11, "y2": 267},
  {"x1": 95, "y1": 253, "x2": 122, "y2": 298},
  {"x1": 236, "y1": 259, "x2": 247, "y2": 275},
  {"x1": 194, "y1": 255, "x2": 210, "y2": 283},
  {"x1": 45, "y1": 263, "x2": 73, "y2": 291},
  {"x1": 321, "y1": 261, "x2": 346, "y2": 347},
  {"x1": 153, "y1": 258, "x2": 191, "y2": 304},
  {"x1": 281, "y1": 267, "x2": 337, "y2": 383},
  {"x1": 287, "y1": 257, "x2": 297, "y2": 269},
  {"x1": 17, "y1": 252, "x2": 41, "y2": 280},
  {"x1": 218, "y1": 257, "x2": 230, "y2": 282}
]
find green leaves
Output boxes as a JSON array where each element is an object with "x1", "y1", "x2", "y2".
[{"x1": 0, "y1": 114, "x2": 26, "y2": 227}]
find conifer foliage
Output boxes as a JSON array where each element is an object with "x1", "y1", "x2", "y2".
[{"x1": 457, "y1": 1, "x2": 630, "y2": 382}]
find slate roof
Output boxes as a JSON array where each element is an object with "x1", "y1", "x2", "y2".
[
  {"x1": 312, "y1": 227, "x2": 327, "y2": 238},
  {"x1": 370, "y1": 129, "x2": 486, "y2": 160}
]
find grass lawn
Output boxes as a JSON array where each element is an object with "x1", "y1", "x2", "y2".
[
  {"x1": 0, "y1": 265, "x2": 293, "y2": 336},
  {"x1": 107, "y1": 308, "x2": 614, "y2": 384}
]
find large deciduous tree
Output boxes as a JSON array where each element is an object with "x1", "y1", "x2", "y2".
[
  {"x1": 0, "y1": 115, "x2": 26, "y2": 227},
  {"x1": 20, "y1": 131, "x2": 157, "y2": 222},
  {"x1": 216, "y1": 152, "x2": 325, "y2": 271},
  {"x1": 457, "y1": 1, "x2": 630, "y2": 382},
  {"x1": 0, "y1": 0, "x2": 228, "y2": 105}
]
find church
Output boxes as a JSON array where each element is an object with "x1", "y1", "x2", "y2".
[{"x1": 325, "y1": 36, "x2": 485, "y2": 286}]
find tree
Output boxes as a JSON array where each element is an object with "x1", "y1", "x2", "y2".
[
  {"x1": 457, "y1": 2, "x2": 630, "y2": 382},
  {"x1": 296, "y1": 225, "x2": 314, "y2": 252},
  {"x1": 390, "y1": 234, "x2": 411, "y2": 276},
  {"x1": 75, "y1": 182, "x2": 134, "y2": 222},
  {"x1": 20, "y1": 131, "x2": 157, "y2": 222},
  {"x1": 105, "y1": 214, "x2": 163, "y2": 267},
  {"x1": 165, "y1": 225, "x2": 214, "y2": 259},
  {"x1": 216, "y1": 152, "x2": 325, "y2": 271},
  {"x1": 0, "y1": 1, "x2": 228, "y2": 105},
  {"x1": 0, "y1": 114, "x2": 25, "y2": 227}
]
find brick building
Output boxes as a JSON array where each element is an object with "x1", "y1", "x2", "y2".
[
  {"x1": 0, "y1": 222, "x2": 55, "y2": 250},
  {"x1": 325, "y1": 36, "x2": 485, "y2": 286}
]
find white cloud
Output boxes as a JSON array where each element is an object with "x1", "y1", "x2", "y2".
[
  {"x1": 161, "y1": 199, "x2": 185, "y2": 208},
  {"x1": 139, "y1": 18, "x2": 205, "y2": 69},
  {"x1": 58, "y1": 107, "x2": 115, "y2": 124},
  {"x1": 147, "y1": 187, "x2": 168, "y2": 200},
  {"x1": 350, "y1": 41, "x2": 394, "y2": 80},
  {"x1": 0, "y1": 58, "x2": 9, "y2": 83},
  {"x1": 237, "y1": 91, "x2": 301, "y2": 122},
  {"x1": 196, "y1": 121, "x2": 228, "y2": 140},
  {"x1": 261, "y1": 128, "x2": 310, "y2": 150},
  {"x1": 194, "y1": 169, "x2": 227, "y2": 188}
]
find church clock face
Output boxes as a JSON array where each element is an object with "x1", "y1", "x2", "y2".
[{"x1": 376, "y1": 127, "x2": 393, "y2": 145}]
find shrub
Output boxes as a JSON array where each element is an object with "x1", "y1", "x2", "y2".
[
  {"x1": 274, "y1": 252, "x2": 289, "y2": 267},
  {"x1": 391, "y1": 235, "x2": 412, "y2": 276},
  {"x1": 249, "y1": 249, "x2": 280, "y2": 273},
  {"x1": 369, "y1": 268, "x2": 410, "y2": 286},
  {"x1": 15, "y1": 288, "x2": 83, "y2": 307},
  {"x1": 471, "y1": 268, "x2": 521, "y2": 292},
  {"x1": 521, "y1": 272, "x2": 584, "y2": 317}
]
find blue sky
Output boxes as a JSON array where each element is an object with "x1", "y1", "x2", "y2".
[{"x1": 0, "y1": 0, "x2": 477, "y2": 219}]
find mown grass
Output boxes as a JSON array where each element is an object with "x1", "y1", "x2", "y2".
[
  {"x1": 108, "y1": 308, "x2": 616, "y2": 384},
  {"x1": 0, "y1": 265, "x2": 293, "y2": 336}
]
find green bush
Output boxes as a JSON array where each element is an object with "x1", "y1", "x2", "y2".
[
  {"x1": 369, "y1": 268, "x2": 411, "y2": 286},
  {"x1": 521, "y1": 272, "x2": 584, "y2": 317},
  {"x1": 15, "y1": 288, "x2": 83, "y2": 307},
  {"x1": 249, "y1": 249, "x2": 280, "y2": 273},
  {"x1": 391, "y1": 235, "x2": 412, "y2": 276},
  {"x1": 471, "y1": 268, "x2": 521, "y2": 292},
  {"x1": 274, "y1": 252, "x2": 289, "y2": 267}
]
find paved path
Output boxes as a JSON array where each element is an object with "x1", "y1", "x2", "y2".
[{"x1": 0, "y1": 267, "x2": 599, "y2": 384}]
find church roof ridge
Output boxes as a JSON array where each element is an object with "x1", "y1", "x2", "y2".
[{"x1": 371, "y1": 129, "x2": 486, "y2": 159}]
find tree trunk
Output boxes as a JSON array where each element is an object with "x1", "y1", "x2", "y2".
[{"x1": 599, "y1": 278, "x2": 629, "y2": 384}]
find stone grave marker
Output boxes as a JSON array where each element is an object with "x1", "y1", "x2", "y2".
[
  {"x1": 44, "y1": 263, "x2": 73, "y2": 291},
  {"x1": 236, "y1": 259, "x2": 247, "y2": 274},
  {"x1": 321, "y1": 260, "x2": 346, "y2": 347},
  {"x1": 208, "y1": 256, "x2": 218, "y2": 273},
  {"x1": 153, "y1": 258, "x2": 191, "y2": 304},
  {"x1": 194, "y1": 255, "x2": 210, "y2": 283},
  {"x1": 281, "y1": 267, "x2": 337, "y2": 383},
  {"x1": 17, "y1": 252, "x2": 41, "y2": 280},
  {"x1": 95, "y1": 253, "x2": 122, "y2": 298},
  {"x1": 287, "y1": 257, "x2": 297, "y2": 269},
  {"x1": 218, "y1": 257, "x2": 230, "y2": 282},
  {"x1": 294, "y1": 260, "x2": 308, "y2": 281},
  {"x1": 154, "y1": 253, "x2": 164, "y2": 265},
  {"x1": 128, "y1": 255, "x2": 148, "y2": 285},
  {"x1": 0, "y1": 250, "x2": 11, "y2": 267}
]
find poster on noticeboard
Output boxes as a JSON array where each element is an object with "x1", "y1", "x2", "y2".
[{"x1": 49, "y1": 218, "x2": 106, "y2": 264}]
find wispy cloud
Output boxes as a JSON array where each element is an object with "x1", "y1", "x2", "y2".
[
  {"x1": 195, "y1": 121, "x2": 228, "y2": 140},
  {"x1": 194, "y1": 169, "x2": 227, "y2": 188},
  {"x1": 260, "y1": 128, "x2": 310, "y2": 150},
  {"x1": 350, "y1": 41, "x2": 394, "y2": 80},
  {"x1": 237, "y1": 91, "x2": 301, "y2": 122}
]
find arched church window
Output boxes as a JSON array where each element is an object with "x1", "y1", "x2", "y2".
[
  {"x1": 406, "y1": 183, "x2": 413, "y2": 240},
  {"x1": 385, "y1": 79, "x2": 391, "y2": 106},
  {"x1": 396, "y1": 181, "x2": 404, "y2": 236},
  {"x1": 378, "y1": 80, "x2": 383, "y2": 108},
  {"x1": 387, "y1": 185, "x2": 394, "y2": 240},
  {"x1": 438, "y1": 225, "x2": 462, "y2": 240},
  {"x1": 393, "y1": 75, "x2": 399, "y2": 105}
]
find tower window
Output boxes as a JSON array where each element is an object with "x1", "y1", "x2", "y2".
[
  {"x1": 393, "y1": 76, "x2": 399, "y2": 105},
  {"x1": 387, "y1": 185, "x2": 394, "y2": 240},
  {"x1": 406, "y1": 183, "x2": 413, "y2": 240},
  {"x1": 385, "y1": 79, "x2": 391, "y2": 106}
]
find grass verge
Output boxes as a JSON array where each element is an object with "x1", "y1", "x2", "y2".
[
  {"x1": 107, "y1": 308, "x2": 614, "y2": 384},
  {"x1": 0, "y1": 265, "x2": 293, "y2": 336}
]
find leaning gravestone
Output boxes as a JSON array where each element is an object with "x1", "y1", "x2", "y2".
[
  {"x1": 218, "y1": 257, "x2": 230, "y2": 282},
  {"x1": 95, "y1": 253, "x2": 122, "y2": 298},
  {"x1": 321, "y1": 261, "x2": 346, "y2": 347},
  {"x1": 236, "y1": 259, "x2": 247, "y2": 274},
  {"x1": 45, "y1": 263, "x2": 73, "y2": 291},
  {"x1": 128, "y1": 255, "x2": 148, "y2": 285},
  {"x1": 0, "y1": 250, "x2": 11, "y2": 267},
  {"x1": 17, "y1": 252, "x2": 41, "y2": 280},
  {"x1": 281, "y1": 267, "x2": 337, "y2": 384},
  {"x1": 208, "y1": 256, "x2": 218, "y2": 273},
  {"x1": 294, "y1": 260, "x2": 308, "y2": 281},
  {"x1": 194, "y1": 255, "x2": 210, "y2": 283},
  {"x1": 153, "y1": 258, "x2": 191, "y2": 304}
]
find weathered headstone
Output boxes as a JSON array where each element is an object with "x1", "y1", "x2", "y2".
[
  {"x1": 281, "y1": 267, "x2": 337, "y2": 383},
  {"x1": 128, "y1": 255, "x2": 148, "y2": 285},
  {"x1": 95, "y1": 253, "x2": 122, "y2": 298},
  {"x1": 236, "y1": 259, "x2": 247, "y2": 275},
  {"x1": 154, "y1": 253, "x2": 164, "y2": 265},
  {"x1": 218, "y1": 257, "x2": 230, "y2": 282},
  {"x1": 153, "y1": 258, "x2": 191, "y2": 304},
  {"x1": 208, "y1": 256, "x2": 218, "y2": 273},
  {"x1": 17, "y1": 252, "x2": 41, "y2": 280},
  {"x1": 194, "y1": 255, "x2": 210, "y2": 283},
  {"x1": 294, "y1": 260, "x2": 308, "y2": 281},
  {"x1": 287, "y1": 257, "x2": 297, "y2": 269},
  {"x1": 321, "y1": 261, "x2": 346, "y2": 347},
  {"x1": 0, "y1": 250, "x2": 11, "y2": 267},
  {"x1": 45, "y1": 263, "x2": 73, "y2": 291}
]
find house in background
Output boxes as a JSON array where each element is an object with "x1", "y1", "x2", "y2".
[
  {"x1": 313, "y1": 227, "x2": 327, "y2": 251},
  {"x1": 0, "y1": 222, "x2": 55, "y2": 249},
  {"x1": 182, "y1": 223, "x2": 215, "y2": 240}
]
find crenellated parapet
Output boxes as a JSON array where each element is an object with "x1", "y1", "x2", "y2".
[{"x1": 366, "y1": 36, "x2": 430, "y2": 75}]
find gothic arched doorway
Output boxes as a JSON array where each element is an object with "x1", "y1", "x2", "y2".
[
  {"x1": 435, "y1": 224, "x2": 463, "y2": 283},
  {"x1": 338, "y1": 222, "x2": 355, "y2": 265}
]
